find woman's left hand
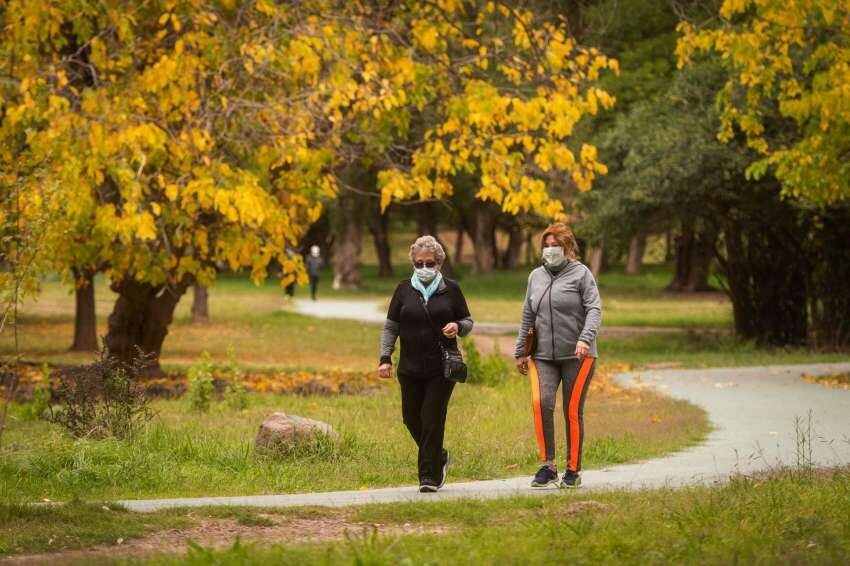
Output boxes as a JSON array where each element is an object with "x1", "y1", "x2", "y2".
[
  {"x1": 442, "y1": 322, "x2": 459, "y2": 338},
  {"x1": 575, "y1": 340, "x2": 590, "y2": 359}
]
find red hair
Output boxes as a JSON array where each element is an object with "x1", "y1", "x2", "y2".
[{"x1": 541, "y1": 222, "x2": 579, "y2": 260}]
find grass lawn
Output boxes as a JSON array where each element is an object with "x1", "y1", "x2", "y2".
[
  {"x1": 1, "y1": 266, "x2": 847, "y2": 505},
  {"x1": 1, "y1": 366, "x2": 707, "y2": 502},
  {"x1": 1, "y1": 263, "x2": 833, "y2": 372},
  {"x1": 316, "y1": 263, "x2": 733, "y2": 328},
  {"x1": 3, "y1": 467, "x2": 849, "y2": 562},
  {"x1": 5, "y1": 298, "x2": 845, "y2": 373}
]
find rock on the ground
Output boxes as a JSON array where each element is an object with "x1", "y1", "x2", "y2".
[{"x1": 255, "y1": 412, "x2": 339, "y2": 454}]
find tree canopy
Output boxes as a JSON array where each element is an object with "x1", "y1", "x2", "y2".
[
  {"x1": 677, "y1": 0, "x2": 850, "y2": 205},
  {"x1": 0, "y1": 0, "x2": 618, "y2": 368}
]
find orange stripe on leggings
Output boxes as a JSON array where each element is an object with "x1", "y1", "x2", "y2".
[
  {"x1": 528, "y1": 360, "x2": 547, "y2": 461},
  {"x1": 567, "y1": 357, "x2": 595, "y2": 472}
]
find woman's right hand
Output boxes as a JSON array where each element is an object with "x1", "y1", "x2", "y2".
[
  {"x1": 378, "y1": 363, "x2": 393, "y2": 379},
  {"x1": 515, "y1": 356, "x2": 529, "y2": 375}
]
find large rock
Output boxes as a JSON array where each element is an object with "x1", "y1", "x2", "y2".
[{"x1": 255, "y1": 412, "x2": 339, "y2": 454}]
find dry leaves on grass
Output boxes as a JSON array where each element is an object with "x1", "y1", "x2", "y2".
[
  {"x1": 588, "y1": 363, "x2": 631, "y2": 396},
  {"x1": 800, "y1": 372, "x2": 850, "y2": 390},
  {"x1": 9, "y1": 363, "x2": 386, "y2": 401}
]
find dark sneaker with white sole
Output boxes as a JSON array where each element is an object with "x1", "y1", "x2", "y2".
[
  {"x1": 419, "y1": 480, "x2": 439, "y2": 493},
  {"x1": 561, "y1": 470, "x2": 581, "y2": 488},
  {"x1": 439, "y1": 449, "x2": 450, "y2": 489},
  {"x1": 531, "y1": 465, "x2": 559, "y2": 487}
]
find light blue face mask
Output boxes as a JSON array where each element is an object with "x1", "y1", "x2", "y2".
[{"x1": 414, "y1": 266, "x2": 438, "y2": 283}]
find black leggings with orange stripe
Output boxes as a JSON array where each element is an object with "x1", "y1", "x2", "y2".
[{"x1": 529, "y1": 357, "x2": 596, "y2": 472}]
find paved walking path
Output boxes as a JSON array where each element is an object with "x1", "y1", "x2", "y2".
[
  {"x1": 289, "y1": 298, "x2": 703, "y2": 335},
  {"x1": 120, "y1": 362, "x2": 850, "y2": 512}
]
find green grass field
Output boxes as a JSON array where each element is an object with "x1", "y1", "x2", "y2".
[
  {"x1": 169, "y1": 467, "x2": 850, "y2": 565},
  {"x1": 0, "y1": 263, "x2": 810, "y2": 372},
  {"x1": 3, "y1": 467, "x2": 848, "y2": 562},
  {"x1": 1, "y1": 369, "x2": 708, "y2": 502}
]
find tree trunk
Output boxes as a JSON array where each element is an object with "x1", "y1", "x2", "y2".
[
  {"x1": 332, "y1": 221, "x2": 362, "y2": 290},
  {"x1": 686, "y1": 235, "x2": 713, "y2": 292},
  {"x1": 668, "y1": 229, "x2": 693, "y2": 292},
  {"x1": 525, "y1": 230, "x2": 536, "y2": 266},
  {"x1": 665, "y1": 230, "x2": 675, "y2": 262},
  {"x1": 503, "y1": 220, "x2": 523, "y2": 270},
  {"x1": 454, "y1": 225, "x2": 465, "y2": 266},
  {"x1": 191, "y1": 283, "x2": 209, "y2": 324},
  {"x1": 71, "y1": 267, "x2": 98, "y2": 352},
  {"x1": 104, "y1": 278, "x2": 192, "y2": 377},
  {"x1": 804, "y1": 203, "x2": 850, "y2": 349},
  {"x1": 470, "y1": 204, "x2": 497, "y2": 274},
  {"x1": 715, "y1": 189, "x2": 808, "y2": 346},
  {"x1": 625, "y1": 231, "x2": 647, "y2": 275},
  {"x1": 416, "y1": 202, "x2": 455, "y2": 278},
  {"x1": 586, "y1": 241, "x2": 605, "y2": 277},
  {"x1": 668, "y1": 228, "x2": 713, "y2": 292},
  {"x1": 332, "y1": 194, "x2": 363, "y2": 290},
  {"x1": 367, "y1": 203, "x2": 393, "y2": 278}
]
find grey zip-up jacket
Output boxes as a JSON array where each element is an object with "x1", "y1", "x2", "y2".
[{"x1": 513, "y1": 261, "x2": 602, "y2": 360}]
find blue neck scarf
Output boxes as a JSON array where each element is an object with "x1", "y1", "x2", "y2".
[{"x1": 411, "y1": 272, "x2": 443, "y2": 303}]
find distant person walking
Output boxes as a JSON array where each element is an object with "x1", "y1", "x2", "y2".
[
  {"x1": 514, "y1": 223, "x2": 602, "y2": 489},
  {"x1": 305, "y1": 245, "x2": 323, "y2": 301},
  {"x1": 284, "y1": 246, "x2": 297, "y2": 299},
  {"x1": 378, "y1": 236, "x2": 474, "y2": 492}
]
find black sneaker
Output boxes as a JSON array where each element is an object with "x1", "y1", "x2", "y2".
[
  {"x1": 419, "y1": 480, "x2": 439, "y2": 493},
  {"x1": 531, "y1": 465, "x2": 559, "y2": 488},
  {"x1": 439, "y1": 450, "x2": 450, "y2": 489},
  {"x1": 561, "y1": 470, "x2": 581, "y2": 488}
]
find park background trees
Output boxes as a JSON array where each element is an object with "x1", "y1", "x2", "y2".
[
  {"x1": 1, "y1": 0, "x2": 616, "y2": 373},
  {"x1": 2, "y1": 0, "x2": 849, "y2": 376}
]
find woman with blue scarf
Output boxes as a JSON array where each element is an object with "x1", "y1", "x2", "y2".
[{"x1": 379, "y1": 236, "x2": 474, "y2": 492}]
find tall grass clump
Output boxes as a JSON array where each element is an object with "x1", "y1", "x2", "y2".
[
  {"x1": 17, "y1": 363, "x2": 51, "y2": 422},
  {"x1": 461, "y1": 336, "x2": 510, "y2": 386},
  {"x1": 222, "y1": 346, "x2": 248, "y2": 411},
  {"x1": 187, "y1": 351, "x2": 215, "y2": 412}
]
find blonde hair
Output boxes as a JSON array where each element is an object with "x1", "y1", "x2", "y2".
[
  {"x1": 409, "y1": 235, "x2": 446, "y2": 265},
  {"x1": 541, "y1": 222, "x2": 579, "y2": 261}
]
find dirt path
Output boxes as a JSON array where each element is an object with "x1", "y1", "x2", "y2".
[{"x1": 2, "y1": 513, "x2": 452, "y2": 564}]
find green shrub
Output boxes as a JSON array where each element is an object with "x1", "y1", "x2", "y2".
[
  {"x1": 49, "y1": 352, "x2": 153, "y2": 439},
  {"x1": 461, "y1": 335, "x2": 483, "y2": 379},
  {"x1": 187, "y1": 352, "x2": 215, "y2": 413},
  {"x1": 222, "y1": 346, "x2": 248, "y2": 411},
  {"x1": 480, "y1": 346, "x2": 511, "y2": 386},
  {"x1": 461, "y1": 336, "x2": 509, "y2": 386},
  {"x1": 19, "y1": 364, "x2": 51, "y2": 421}
]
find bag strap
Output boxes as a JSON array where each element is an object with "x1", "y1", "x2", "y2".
[
  {"x1": 418, "y1": 294, "x2": 448, "y2": 346},
  {"x1": 531, "y1": 275, "x2": 556, "y2": 321}
]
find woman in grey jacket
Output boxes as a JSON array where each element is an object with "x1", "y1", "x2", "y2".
[{"x1": 514, "y1": 222, "x2": 602, "y2": 488}]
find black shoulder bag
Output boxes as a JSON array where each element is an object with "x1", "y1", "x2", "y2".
[{"x1": 420, "y1": 298, "x2": 468, "y2": 383}]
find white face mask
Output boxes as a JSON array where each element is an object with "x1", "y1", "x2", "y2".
[
  {"x1": 414, "y1": 266, "x2": 438, "y2": 283},
  {"x1": 542, "y1": 246, "x2": 566, "y2": 267}
]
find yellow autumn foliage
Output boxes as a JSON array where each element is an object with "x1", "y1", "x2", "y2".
[
  {"x1": 1, "y1": 1, "x2": 617, "y2": 307},
  {"x1": 677, "y1": 0, "x2": 850, "y2": 204}
]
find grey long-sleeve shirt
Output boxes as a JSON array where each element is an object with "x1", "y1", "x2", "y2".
[
  {"x1": 380, "y1": 277, "x2": 473, "y2": 365},
  {"x1": 513, "y1": 261, "x2": 602, "y2": 359}
]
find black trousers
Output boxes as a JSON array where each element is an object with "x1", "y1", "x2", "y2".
[
  {"x1": 309, "y1": 275, "x2": 319, "y2": 300},
  {"x1": 398, "y1": 373, "x2": 455, "y2": 483}
]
